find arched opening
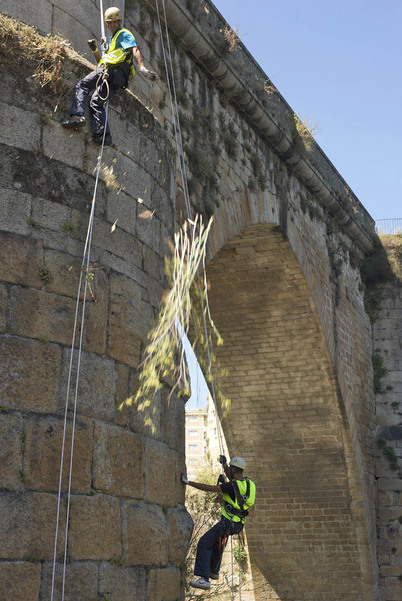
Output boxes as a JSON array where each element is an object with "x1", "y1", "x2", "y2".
[{"x1": 206, "y1": 223, "x2": 368, "y2": 600}]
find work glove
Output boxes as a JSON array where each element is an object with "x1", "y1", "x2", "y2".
[
  {"x1": 180, "y1": 473, "x2": 189, "y2": 485},
  {"x1": 140, "y1": 66, "x2": 157, "y2": 81},
  {"x1": 87, "y1": 39, "x2": 98, "y2": 52},
  {"x1": 218, "y1": 455, "x2": 227, "y2": 466},
  {"x1": 217, "y1": 474, "x2": 226, "y2": 485}
]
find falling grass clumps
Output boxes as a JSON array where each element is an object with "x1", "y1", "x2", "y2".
[{"x1": 120, "y1": 215, "x2": 230, "y2": 431}]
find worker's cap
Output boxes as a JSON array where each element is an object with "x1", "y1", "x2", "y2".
[
  {"x1": 105, "y1": 7, "x2": 122, "y2": 22},
  {"x1": 230, "y1": 457, "x2": 246, "y2": 470}
]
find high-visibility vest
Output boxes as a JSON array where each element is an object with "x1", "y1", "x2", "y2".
[
  {"x1": 221, "y1": 477, "x2": 256, "y2": 523},
  {"x1": 99, "y1": 28, "x2": 136, "y2": 79}
]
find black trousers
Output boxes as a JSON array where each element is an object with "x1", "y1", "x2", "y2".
[
  {"x1": 194, "y1": 517, "x2": 243, "y2": 579},
  {"x1": 69, "y1": 67, "x2": 127, "y2": 136}
]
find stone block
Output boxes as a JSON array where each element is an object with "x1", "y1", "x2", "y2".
[
  {"x1": 0, "y1": 337, "x2": 61, "y2": 413},
  {"x1": 40, "y1": 560, "x2": 98, "y2": 601},
  {"x1": 31, "y1": 196, "x2": 71, "y2": 236},
  {"x1": 168, "y1": 505, "x2": 194, "y2": 564},
  {"x1": 164, "y1": 392, "x2": 185, "y2": 451},
  {"x1": 1, "y1": 0, "x2": 52, "y2": 32},
  {"x1": 145, "y1": 439, "x2": 177, "y2": 506},
  {"x1": 0, "y1": 413, "x2": 24, "y2": 490},
  {"x1": 0, "y1": 285, "x2": 6, "y2": 333},
  {"x1": 69, "y1": 494, "x2": 121, "y2": 560},
  {"x1": 99, "y1": 563, "x2": 147, "y2": 601},
  {"x1": 93, "y1": 422, "x2": 144, "y2": 498},
  {"x1": 0, "y1": 491, "x2": 65, "y2": 560},
  {"x1": 0, "y1": 562, "x2": 41, "y2": 601},
  {"x1": 122, "y1": 502, "x2": 168, "y2": 566},
  {"x1": 24, "y1": 415, "x2": 93, "y2": 494},
  {"x1": 148, "y1": 567, "x2": 181, "y2": 601},
  {"x1": 106, "y1": 188, "x2": 137, "y2": 237},
  {"x1": 9, "y1": 283, "x2": 107, "y2": 355},
  {"x1": 107, "y1": 271, "x2": 145, "y2": 368},
  {"x1": 0, "y1": 231, "x2": 43, "y2": 286},
  {"x1": 60, "y1": 349, "x2": 117, "y2": 422},
  {"x1": 0, "y1": 188, "x2": 32, "y2": 237},
  {"x1": 0, "y1": 102, "x2": 41, "y2": 151}
]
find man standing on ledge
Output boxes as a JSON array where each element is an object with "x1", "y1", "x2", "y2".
[
  {"x1": 181, "y1": 455, "x2": 256, "y2": 591},
  {"x1": 62, "y1": 6, "x2": 156, "y2": 146}
]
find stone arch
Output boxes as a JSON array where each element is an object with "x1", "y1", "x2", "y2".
[{"x1": 205, "y1": 219, "x2": 376, "y2": 600}]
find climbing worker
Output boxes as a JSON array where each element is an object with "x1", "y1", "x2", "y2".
[
  {"x1": 181, "y1": 455, "x2": 256, "y2": 591},
  {"x1": 62, "y1": 6, "x2": 156, "y2": 146}
]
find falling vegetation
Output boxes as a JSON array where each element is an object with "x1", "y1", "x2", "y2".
[{"x1": 120, "y1": 216, "x2": 230, "y2": 431}]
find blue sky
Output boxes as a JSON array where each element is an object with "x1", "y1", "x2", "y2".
[
  {"x1": 212, "y1": 0, "x2": 401, "y2": 222},
  {"x1": 187, "y1": 0, "x2": 401, "y2": 409}
]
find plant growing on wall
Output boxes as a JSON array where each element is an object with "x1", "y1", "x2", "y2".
[{"x1": 120, "y1": 216, "x2": 230, "y2": 431}]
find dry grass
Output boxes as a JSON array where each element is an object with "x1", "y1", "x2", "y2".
[
  {"x1": 293, "y1": 113, "x2": 319, "y2": 152},
  {"x1": 0, "y1": 13, "x2": 71, "y2": 93},
  {"x1": 379, "y1": 233, "x2": 402, "y2": 279}
]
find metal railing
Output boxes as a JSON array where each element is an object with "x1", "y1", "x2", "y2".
[{"x1": 376, "y1": 219, "x2": 402, "y2": 235}]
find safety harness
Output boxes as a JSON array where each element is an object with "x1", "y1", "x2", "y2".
[
  {"x1": 222, "y1": 478, "x2": 253, "y2": 522},
  {"x1": 98, "y1": 27, "x2": 136, "y2": 79}
]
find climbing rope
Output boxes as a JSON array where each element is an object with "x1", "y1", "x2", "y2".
[
  {"x1": 155, "y1": 0, "x2": 225, "y2": 457},
  {"x1": 155, "y1": 1, "x2": 243, "y2": 596},
  {"x1": 50, "y1": 2, "x2": 110, "y2": 598}
]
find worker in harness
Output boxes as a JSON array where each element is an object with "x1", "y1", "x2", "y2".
[
  {"x1": 62, "y1": 6, "x2": 156, "y2": 145},
  {"x1": 181, "y1": 455, "x2": 256, "y2": 591}
]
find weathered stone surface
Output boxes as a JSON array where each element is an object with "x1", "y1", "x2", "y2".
[
  {"x1": 0, "y1": 231, "x2": 43, "y2": 287},
  {"x1": 99, "y1": 563, "x2": 147, "y2": 601},
  {"x1": 0, "y1": 337, "x2": 61, "y2": 413},
  {"x1": 0, "y1": 562, "x2": 41, "y2": 601},
  {"x1": 107, "y1": 271, "x2": 145, "y2": 368},
  {"x1": 168, "y1": 505, "x2": 194, "y2": 564},
  {"x1": 9, "y1": 285, "x2": 107, "y2": 355},
  {"x1": 148, "y1": 567, "x2": 181, "y2": 601},
  {"x1": 0, "y1": 413, "x2": 24, "y2": 490},
  {"x1": 145, "y1": 439, "x2": 177, "y2": 506},
  {"x1": 60, "y1": 349, "x2": 117, "y2": 422},
  {"x1": 40, "y1": 560, "x2": 98, "y2": 601},
  {"x1": 92, "y1": 421, "x2": 144, "y2": 498},
  {"x1": 122, "y1": 502, "x2": 168, "y2": 566},
  {"x1": 23, "y1": 415, "x2": 93, "y2": 493},
  {"x1": 68, "y1": 494, "x2": 121, "y2": 560},
  {"x1": 0, "y1": 492, "x2": 65, "y2": 559},
  {"x1": 0, "y1": 285, "x2": 6, "y2": 333}
]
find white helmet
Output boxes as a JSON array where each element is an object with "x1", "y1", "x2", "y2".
[
  {"x1": 230, "y1": 456, "x2": 246, "y2": 470},
  {"x1": 105, "y1": 7, "x2": 122, "y2": 22}
]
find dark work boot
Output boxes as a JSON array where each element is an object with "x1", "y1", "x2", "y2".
[
  {"x1": 93, "y1": 132, "x2": 113, "y2": 146},
  {"x1": 62, "y1": 115, "x2": 86, "y2": 129}
]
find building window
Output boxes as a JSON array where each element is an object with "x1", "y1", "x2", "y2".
[
  {"x1": 189, "y1": 458, "x2": 198, "y2": 465},
  {"x1": 188, "y1": 444, "x2": 198, "y2": 451},
  {"x1": 187, "y1": 415, "x2": 199, "y2": 422},
  {"x1": 188, "y1": 430, "x2": 198, "y2": 437}
]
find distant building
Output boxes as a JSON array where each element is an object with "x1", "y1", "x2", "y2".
[
  {"x1": 185, "y1": 396, "x2": 229, "y2": 479},
  {"x1": 184, "y1": 408, "x2": 207, "y2": 480}
]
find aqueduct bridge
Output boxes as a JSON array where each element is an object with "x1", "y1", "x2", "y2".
[{"x1": 1, "y1": 1, "x2": 399, "y2": 600}]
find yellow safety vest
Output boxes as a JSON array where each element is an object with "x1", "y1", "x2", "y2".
[
  {"x1": 99, "y1": 28, "x2": 136, "y2": 79},
  {"x1": 221, "y1": 477, "x2": 256, "y2": 523}
]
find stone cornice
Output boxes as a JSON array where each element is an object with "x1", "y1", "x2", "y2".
[{"x1": 146, "y1": 0, "x2": 376, "y2": 253}]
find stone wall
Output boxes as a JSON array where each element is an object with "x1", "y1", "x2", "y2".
[
  {"x1": 0, "y1": 17, "x2": 192, "y2": 601},
  {"x1": 373, "y1": 281, "x2": 402, "y2": 601},
  {"x1": 1, "y1": 1, "x2": 400, "y2": 600}
]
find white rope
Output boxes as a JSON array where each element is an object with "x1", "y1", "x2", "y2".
[
  {"x1": 155, "y1": 0, "x2": 225, "y2": 458},
  {"x1": 50, "y1": 85, "x2": 110, "y2": 601}
]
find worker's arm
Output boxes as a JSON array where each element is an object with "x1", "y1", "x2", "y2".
[
  {"x1": 132, "y1": 46, "x2": 157, "y2": 80},
  {"x1": 181, "y1": 473, "x2": 221, "y2": 493}
]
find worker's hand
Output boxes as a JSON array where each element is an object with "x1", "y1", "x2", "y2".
[
  {"x1": 219, "y1": 455, "x2": 227, "y2": 466},
  {"x1": 180, "y1": 473, "x2": 189, "y2": 485},
  {"x1": 87, "y1": 39, "x2": 98, "y2": 52},
  {"x1": 217, "y1": 474, "x2": 226, "y2": 485},
  {"x1": 140, "y1": 66, "x2": 157, "y2": 81}
]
